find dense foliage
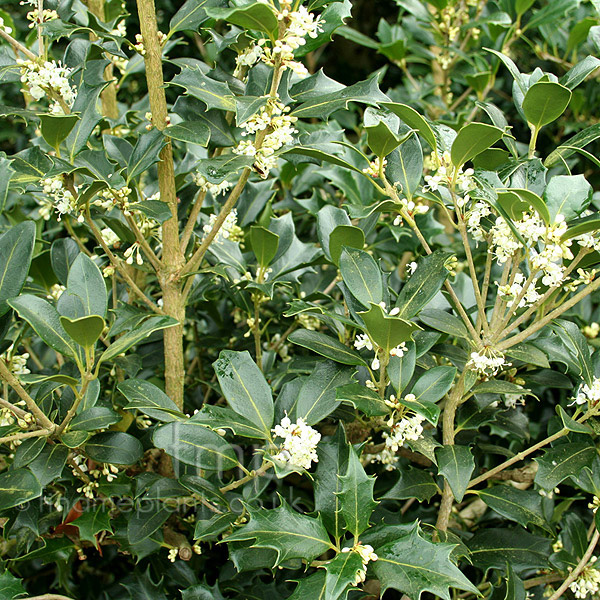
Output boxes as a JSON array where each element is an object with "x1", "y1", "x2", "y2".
[{"x1": 2, "y1": 0, "x2": 600, "y2": 598}]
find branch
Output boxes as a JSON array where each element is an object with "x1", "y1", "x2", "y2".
[
  {"x1": 0, "y1": 428, "x2": 52, "y2": 445},
  {"x1": 0, "y1": 28, "x2": 37, "y2": 60}
]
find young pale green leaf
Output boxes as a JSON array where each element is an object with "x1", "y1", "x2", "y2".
[
  {"x1": 39, "y1": 113, "x2": 80, "y2": 151},
  {"x1": 60, "y1": 315, "x2": 105, "y2": 349},
  {"x1": 250, "y1": 226, "x2": 279, "y2": 267},
  {"x1": 153, "y1": 422, "x2": 238, "y2": 470},
  {"x1": 84, "y1": 432, "x2": 143, "y2": 465},
  {"x1": 382, "y1": 468, "x2": 439, "y2": 501},
  {"x1": 127, "y1": 129, "x2": 166, "y2": 183},
  {"x1": 496, "y1": 188, "x2": 550, "y2": 224},
  {"x1": 165, "y1": 121, "x2": 210, "y2": 146},
  {"x1": 388, "y1": 341, "x2": 416, "y2": 394},
  {"x1": 127, "y1": 503, "x2": 173, "y2": 545},
  {"x1": 205, "y1": 3, "x2": 278, "y2": 36},
  {"x1": 170, "y1": 67, "x2": 236, "y2": 112},
  {"x1": 70, "y1": 407, "x2": 121, "y2": 432},
  {"x1": 535, "y1": 442, "x2": 596, "y2": 490},
  {"x1": 435, "y1": 445, "x2": 475, "y2": 501},
  {"x1": 99, "y1": 316, "x2": 178, "y2": 364},
  {"x1": 522, "y1": 82, "x2": 571, "y2": 129},
  {"x1": 0, "y1": 220, "x2": 36, "y2": 317},
  {"x1": 395, "y1": 251, "x2": 452, "y2": 318},
  {"x1": 0, "y1": 469, "x2": 42, "y2": 511},
  {"x1": 288, "y1": 330, "x2": 367, "y2": 366},
  {"x1": 329, "y1": 225, "x2": 364, "y2": 266},
  {"x1": 339, "y1": 247, "x2": 383, "y2": 308},
  {"x1": 544, "y1": 174, "x2": 592, "y2": 222},
  {"x1": 336, "y1": 383, "x2": 388, "y2": 416},
  {"x1": 337, "y1": 448, "x2": 378, "y2": 537},
  {"x1": 450, "y1": 123, "x2": 504, "y2": 168},
  {"x1": 225, "y1": 498, "x2": 333, "y2": 566},
  {"x1": 323, "y1": 551, "x2": 364, "y2": 600},
  {"x1": 359, "y1": 303, "x2": 421, "y2": 353},
  {"x1": 380, "y1": 102, "x2": 437, "y2": 150},
  {"x1": 28, "y1": 444, "x2": 68, "y2": 486},
  {"x1": 317, "y1": 205, "x2": 351, "y2": 259},
  {"x1": 118, "y1": 379, "x2": 184, "y2": 422},
  {"x1": 214, "y1": 350, "x2": 274, "y2": 436},
  {"x1": 8, "y1": 294, "x2": 79, "y2": 359},
  {"x1": 372, "y1": 522, "x2": 480, "y2": 600},
  {"x1": 294, "y1": 362, "x2": 355, "y2": 425},
  {"x1": 477, "y1": 485, "x2": 552, "y2": 533},
  {"x1": 365, "y1": 121, "x2": 403, "y2": 158}
]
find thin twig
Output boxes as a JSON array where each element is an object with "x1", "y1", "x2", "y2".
[{"x1": 0, "y1": 28, "x2": 38, "y2": 60}]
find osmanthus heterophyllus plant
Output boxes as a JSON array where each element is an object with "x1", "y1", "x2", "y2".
[{"x1": 1, "y1": 0, "x2": 600, "y2": 598}]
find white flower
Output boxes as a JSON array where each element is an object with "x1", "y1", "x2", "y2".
[
  {"x1": 192, "y1": 173, "x2": 232, "y2": 196},
  {"x1": 202, "y1": 209, "x2": 243, "y2": 244},
  {"x1": 573, "y1": 377, "x2": 600, "y2": 406},
  {"x1": 354, "y1": 333, "x2": 373, "y2": 351},
  {"x1": 468, "y1": 350, "x2": 509, "y2": 376},
  {"x1": 371, "y1": 409, "x2": 425, "y2": 470},
  {"x1": 0, "y1": 16, "x2": 13, "y2": 34},
  {"x1": 40, "y1": 175, "x2": 80, "y2": 221},
  {"x1": 363, "y1": 157, "x2": 386, "y2": 178},
  {"x1": 389, "y1": 342, "x2": 407, "y2": 357},
  {"x1": 101, "y1": 227, "x2": 120, "y2": 247},
  {"x1": 497, "y1": 273, "x2": 541, "y2": 308},
  {"x1": 19, "y1": 60, "x2": 77, "y2": 114},
  {"x1": 570, "y1": 558, "x2": 600, "y2": 599},
  {"x1": 167, "y1": 548, "x2": 178, "y2": 562},
  {"x1": 341, "y1": 543, "x2": 378, "y2": 585},
  {"x1": 272, "y1": 416, "x2": 321, "y2": 469},
  {"x1": 466, "y1": 201, "x2": 491, "y2": 242},
  {"x1": 2, "y1": 344, "x2": 30, "y2": 376}
]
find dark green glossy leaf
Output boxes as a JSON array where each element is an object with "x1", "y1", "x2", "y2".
[
  {"x1": 70, "y1": 407, "x2": 121, "y2": 432},
  {"x1": 328, "y1": 225, "x2": 365, "y2": 266},
  {"x1": 336, "y1": 383, "x2": 388, "y2": 416},
  {"x1": 250, "y1": 226, "x2": 279, "y2": 267},
  {"x1": 383, "y1": 468, "x2": 438, "y2": 501},
  {"x1": 288, "y1": 330, "x2": 367, "y2": 366},
  {"x1": 535, "y1": 442, "x2": 596, "y2": 490},
  {"x1": 28, "y1": 444, "x2": 68, "y2": 486},
  {"x1": 165, "y1": 121, "x2": 210, "y2": 146},
  {"x1": 359, "y1": 303, "x2": 421, "y2": 353},
  {"x1": 84, "y1": 432, "x2": 143, "y2": 465},
  {"x1": 0, "y1": 469, "x2": 42, "y2": 511},
  {"x1": 127, "y1": 129, "x2": 166, "y2": 183},
  {"x1": 206, "y1": 3, "x2": 278, "y2": 36},
  {"x1": 451, "y1": 123, "x2": 504, "y2": 167},
  {"x1": 435, "y1": 445, "x2": 474, "y2": 502},
  {"x1": 381, "y1": 102, "x2": 437, "y2": 150},
  {"x1": 39, "y1": 113, "x2": 80, "y2": 151},
  {"x1": 127, "y1": 503, "x2": 173, "y2": 544},
  {"x1": 118, "y1": 379, "x2": 184, "y2": 422},
  {"x1": 170, "y1": 67, "x2": 236, "y2": 111}
]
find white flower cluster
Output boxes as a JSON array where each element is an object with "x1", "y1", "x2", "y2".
[
  {"x1": 296, "y1": 312, "x2": 321, "y2": 331},
  {"x1": 424, "y1": 151, "x2": 475, "y2": 195},
  {"x1": 272, "y1": 415, "x2": 321, "y2": 470},
  {"x1": 354, "y1": 333, "x2": 406, "y2": 371},
  {"x1": 497, "y1": 272, "x2": 541, "y2": 308},
  {"x1": 72, "y1": 455, "x2": 119, "y2": 499},
  {"x1": 466, "y1": 201, "x2": 491, "y2": 242},
  {"x1": 573, "y1": 377, "x2": 600, "y2": 407},
  {"x1": 363, "y1": 157, "x2": 386, "y2": 178},
  {"x1": 341, "y1": 543, "x2": 378, "y2": 585},
  {"x1": 236, "y1": 2, "x2": 323, "y2": 78},
  {"x1": 202, "y1": 208, "x2": 243, "y2": 244},
  {"x1": 101, "y1": 227, "x2": 120, "y2": 247},
  {"x1": 2, "y1": 344, "x2": 30, "y2": 376},
  {"x1": 19, "y1": 59, "x2": 77, "y2": 114},
  {"x1": 192, "y1": 172, "x2": 232, "y2": 196},
  {"x1": 234, "y1": 100, "x2": 298, "y2": 177},
  {"x1": 371, "y1": 399, "x2": 424, "y2": 470},
  {"x1": 47, "y1": 283, "x2": 65, "y2": 301},
  {"x1": 39, "y1": 176, "x2": 81, "y2": 221},
  {"x1": 468, "y1": 350, "x2": 510, "y2": 377},
  {"x1": 392, "y1": 197, "x2": 429, "y2": 226},
  {"x1": 93, "y1": 186, "x2": 132, "y2": 212},
  {"x1": 26, "y1": 7, "x2": 59, "y2": 28},
  {"x1": 570, "y1": 558, "x2": 600, "y2": 599}
]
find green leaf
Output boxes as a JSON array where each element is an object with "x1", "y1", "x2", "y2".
[
  {"x1": 545, "y1": 123, "x2": 600, "y2": 167},
  {"x1": 451, "y1": 123, "x2": 504, "y2": 168},
  {"x1": 403, "y1": 367, "x2": 455, "y2": 424},
  {"x1": 60, "y1": 315, "x2": 105, "y2": 348},
  {"x1": 292, "y1": 77, "x2": 389, "y2": 120},
  {"x1": 419, "y1": 309, "x2": 468, "y2": 338},
  {"x1": 8, "y1": 294, "x2": 79, "y2": 359},
  {"x1": 562, "y1": 214, "x2": 600, "y2": 241},
  {"x1": 0, "y1": 570, "x2": 25, "y2": 599},
  {"x1": 70, "y1": 407, "x2": 121, "y2": 432},
  {"x1": 544, "y1": 174, "x2": 592, "y2": 223},
  {"x1": 84, "y1": 432, "x2": 143, "y2": 465},
  {"x1": 395, "y1": 251, "x2": 452, "y2": 318},
  {"x1": 39, "y1": 113, "x2": 80, "y2": 152},
  {"x1": 74, "y1": 506, "x2": 112, "y2": 548},
  {"x1": 153, "y1": 421, "x2": 238, "y2": 470},
  {"x1": 468, "y1": 528, "x2": 551, "y2": 574},
  {"x1": 288, "y1": 330, "x2": 367, "y2": 366},
  {"x1": 169, "y1": 0, "x2": 226, "y2": 35},
  {"x1": 382, "y1": 467, "x2": 438, "y2": 501},
  {"x1": 323, "y1": 551, "x2": 364, "y2": 600},
  {"x1": 129, "y1": 199, "x2": 172, "y2": 224},
  {"x1": 127, "y1": 129, "x2": 166, "y2": 183},
  {"x1": 282, "y1": 146, "x2": 367, "y2": 176},
  {"x1": 297, "y1": 0, "x2": 352, "y2": 56},
  {"x1": 359, "y1": 303, "x2": 422, "y2": 353},
  {"x1": 551, "y1": 319, "x2": 593, "y2": 385},
  {"x1": 13, "y1": 437, "x2": 46, "y2": 469},
  {"x1": 165, "y1": 121, "x2": 210, "y2": 146},
  {"x1": 560, "y1": 55, "x2": 600, "y2": 89},
  {"x1": 386, "y1": 134, "x2": 423, "y2": 200},
  {"x1": 337, "y1": 447, "x2": 378, "y2": 537},
  {"x1": 380, "y1": 102, "x2": 437, "y2": 150},
  {"x1": 191, "y1": 405, "x2": 267, "y2": 439},
  {"x1": 61, "y1": 430, "x2": 90, "y2": 448},
  {"x1": 28, "y1": 444, "x2": 68, "y2": 486},
  {"x1": 214, "y1": 350, "x2": 274, "y2": 436},
  {"x1": 522, "y1": 82, "x2": 571, "y2": 129},
  {"x1": 195, "y1": 155, "x2": 253, "y2": 184},
  {"x1": 372, "y1": 522, "x2": 480, "y2": 600},
  {"x1": 0, "y1": 469, "x2": 42, "y2": 511},
  {"x1": 339, "y1": 247, "x2": 383, "y2": 307},
  {"x1": 118, "y1": 379, "x2": 184, "y2": 422},
  {"x1": 170, "y1": 67, "x2": 236, "y2": 111},
  {"x1": 556, "y1": 405, "x2": 593, "y2": 434},
  {"x1": 0, "y1": 221, "x2": 36, "y2": 317},
  {"x1": 336, "y1": 383, "x2": 388, "y2": 416},
  {"x1": 226, "y1": 497, "x2": 333, "y2": 566},
  {"x1": 435, "y1": 445, "x2": 475, "y2": 502},
  {"x1": 329, "y1": 225, "x2": 365, "y2": 266},
  {"x1": 127, "y1": 502, "x2": 173, "y2": 545},
  {"x1": 99, "y1": 316, "x2": 178, "y2": 364},
  {"x1": 0, "y1": 156, "x2": 14, "y2": 212},
  {"x1": 535, "y1": 442, "x2": 596, "y2": 490},
  {"x1": 206, "y1": 3, "x2": 278, "y2": 36},
  {"x1": 477, "y1": 486, "x2": 552, "y2": 533},
  {"x1": 250, "y1": 226, "x2": 279, "y2": 267},
  {"x1": 496, "y1": 188, "x2": 550, "y2": 224},
  {"x1": 366, "y1": 121, "x2": 403, "y2": 158},
  {"x1": 388, "y1": 341, "x2": 416, "y2": 395}
]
